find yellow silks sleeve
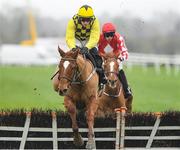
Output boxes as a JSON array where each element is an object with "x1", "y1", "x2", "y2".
[
  {"x1": 86, "y1": 18, "x2": 100, "y2": 49},
  {"x1": 66, "y1": 19, "x2": 76, "y2": 49}
]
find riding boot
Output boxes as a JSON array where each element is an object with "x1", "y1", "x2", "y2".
[
  {"x1": 118, "y1": 70, "x2": 132, "y2": 99},
  {"x1": 100, "y1": 69, "x2": 107, "y2": 84},
  {"x1": 84, "y1": 52, "x2": 97, "y2": 68},
  {"x1": 97, "y1": 68, "x2": 107, "y2": 90},
  {"x1": 89, "y1": 47, "x2": 107, "y2": 90}
]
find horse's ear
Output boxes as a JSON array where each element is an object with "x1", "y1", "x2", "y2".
[
  {"x1": 101, "y1": 53, "x2": 108, "y2": 60},
  {"x1": 72, "y1": 49, "x2": 79, "y2": 59},
  {"x1": 58, "y1": 46, "x2": 65, "y2": 57}
]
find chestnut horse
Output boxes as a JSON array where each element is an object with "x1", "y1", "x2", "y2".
[
  {"x1": 57, "y1": 46, "x2": 99, "y2": 149},
  {"x1": 96, "y1": 53, "x2": 132, "y2": 117}
]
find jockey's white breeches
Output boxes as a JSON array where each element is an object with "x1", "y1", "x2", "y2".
[
  {"x1": 118, "y1": 60, "x2": 123, "y2": 70},
  {"x1": 75, "y1": 39, "x2": 88, "y2": 48}
]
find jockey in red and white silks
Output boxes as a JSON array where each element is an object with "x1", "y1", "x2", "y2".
[
  {"x1": 98, "y1": 23, "x2": 128, "y2": 69},
  {"x1": 98, "y1": 22, "x2": 132, "y2": 99}
]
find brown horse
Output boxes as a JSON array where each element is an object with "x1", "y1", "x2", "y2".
[
  {"x1": 96, "y1": 52, "x2": 132, "y2": 117},
  {"x1": 57, "y1": 46, "x2": 99, "y2": 149}
]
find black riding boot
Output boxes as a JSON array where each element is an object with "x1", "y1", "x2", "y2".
[
  {"x1": 97, "y1": 68, "x2": 107, "y2": 89},
  {"x1": 89, "y1": 47, "x2": 107, "y2": 90},
  {"x1": 118, "y1": 70, "x2": 132, "y2": 99}
]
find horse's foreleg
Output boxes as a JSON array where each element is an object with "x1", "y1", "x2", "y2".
[
  {"x1": 64, "y1": 96, "x2": 84, "y2": 146},
  {"x1": 64, "y1": 96, "x2": 78, "y2": 129},
  {"x1": 86, "y1": 96, "x2": 99, "y2": 149}
]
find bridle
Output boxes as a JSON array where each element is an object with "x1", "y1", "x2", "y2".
[
  {"x1": 104, "y1": 71, "x2": 119, "y2": 78},
  {"x1": 103, "y1": 58, "x2": 122, "y2": 98},
  {"x1": 103, "y1": 85, "x2": 122, "y2": 98},
  {"x1": 58, "y1": 57, "x2": 78, "y2": 83},
  {"x1": 58, "y1": 55, "x2": 96, "y2": 85},
  {"x1": 104, "y1": 58, "x2": 119, "y2": 80}
]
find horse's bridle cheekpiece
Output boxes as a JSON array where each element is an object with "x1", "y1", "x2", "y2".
[{"x1": 58, "y1": 56, "x2": 96, "y2": 85}]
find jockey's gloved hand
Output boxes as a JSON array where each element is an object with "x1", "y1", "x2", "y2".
[
  {"x1": 119, "y1": 56, "x2": 125, "y2": 62},
  {"x1": 80, "y1": 47, "x2": 89, "y2": 55},
  {"x1": 71, "y1": 48, "x2": 77, "y2": 52}
]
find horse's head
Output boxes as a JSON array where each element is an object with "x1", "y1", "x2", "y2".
[
  {"x1": 103, "y1": 52, "x2": 119, "y2": 88},
  {"x1": 57, "y1": 46, "x2": 79, "y2": 96}
]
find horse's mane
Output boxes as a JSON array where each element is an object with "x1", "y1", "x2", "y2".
[{"x1": 104, "y1": 52, "x2": 117, "y2": 59}]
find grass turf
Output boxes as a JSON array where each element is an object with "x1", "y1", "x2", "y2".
[{"x1": 0, "y1": 65, "x2": 180, "y2": 112}]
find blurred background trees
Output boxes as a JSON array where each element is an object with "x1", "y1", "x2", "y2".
[{"x1": 0, "y1": 6, "x2": 180, "y2": 54}]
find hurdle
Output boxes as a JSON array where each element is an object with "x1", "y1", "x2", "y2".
[
  {"x1": 114, "y1": 110, "x2": 180, "y2": 150},
  {"x1": 0, "y1": 110, "x2": 180, "y2": 149},
  {"x1": 115, "y1": 107, "x2": 127, "y2": 150}
]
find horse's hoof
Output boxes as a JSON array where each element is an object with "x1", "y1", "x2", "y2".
[
  {"x1": 73, "y1": 133, "x2": 84, "y2": 147},
  {"x1": 86, "y1": 138, "x2": 96, "y2": 150}
]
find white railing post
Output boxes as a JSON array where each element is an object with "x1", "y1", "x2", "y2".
[
  {"x1": 119, "y1": 107, "x2": 126, "y2": 150},
  {"x1": 146, "y1": 112, "x2": 161, "y2": 148},
  {"x1": 52, "y1": 112, "x2": 58, "y2": 150},
  {"x1": 115, "y1": 107, "x2": 127, "y2": 150},
  {"x1": 165, "y1": 63, "x2": 171, "y2": 75},
  {"x1": 174, "y1": 65, "x2": 179, "y2": 76},
  {"x1": 20, "y1": 112, "x2": 31, "y2": 149},
  {"x1": 115, "y1": 108, "x2": 121, "y2": 150},
  {"x1": 155, "y1": 62, "x2": 161, "y2": 75}
]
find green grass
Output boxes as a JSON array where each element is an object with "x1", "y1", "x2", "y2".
[
  {"x1": 0, "y1": 66, "x2": 64, "y2": 110},
  {"x1": 0, "y1": 65, "x2": 180, "y2": 112},
  {"x1": 125, "y1": 66, "x2": 180, "y2": 112}
]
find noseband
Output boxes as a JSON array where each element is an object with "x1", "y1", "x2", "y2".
[{"x1": 105, "y1": 71, "x2": 118, "y2": 77}]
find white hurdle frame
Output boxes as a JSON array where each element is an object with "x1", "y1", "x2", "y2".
[
  {"x1": 0, "y1": 111, "x2": 180, "y2": 149},
  {"x1": 115, "y1": 107, "x2": 127, "y2": 150}
]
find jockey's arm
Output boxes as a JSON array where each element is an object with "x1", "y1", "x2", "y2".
[
  {"x1": 66, "y1": 19, "x2": 76, "y2": 49},
  {"x1": 117, "y1": 36, "x2": 129, "y2": 61},
  {"x1": 121, "y1": 48, "x2": 129, "y2": 61},
  {"x1": 86, "y1": 19, "x2": 100, "y2": 49},
  {"x1": 114, "y1": 50, "x2": 121, "y2": 58}
]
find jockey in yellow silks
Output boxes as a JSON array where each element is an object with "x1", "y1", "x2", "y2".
[{"x1": 65, "y1": 5, "x2": 107, "y2": 89}]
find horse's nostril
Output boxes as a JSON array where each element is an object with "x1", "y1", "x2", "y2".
[
  {"x1": 58, "y1": 88, "x2": 68, "y2": 96},
  {"x1": 59, "y1": 90, "x2": 63, "y2": 95},
  {"x1": 63, "y1": 89, "x2": 68, "y2": 93},
  {"x1": 108, "y1": 80, "x2": 117, "y2": 87}
]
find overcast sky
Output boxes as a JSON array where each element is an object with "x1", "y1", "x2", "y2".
[{"x1": 0, "y1": 0, "x2": 180, "y2": 20}]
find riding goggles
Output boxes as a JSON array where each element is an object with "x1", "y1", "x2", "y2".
[
  {"x1": 80, "y1": 17, "x2": 92, "y2": 22},
  {"x1": 104, "y1": 32, "x2": 115, "y2": 38}
]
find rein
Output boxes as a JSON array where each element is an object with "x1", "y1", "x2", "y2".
[
  {"x1": 71, "y1": 54, "x2": 96, "y2": 85},
  {"x1": 54, "y1": 54, "x2": 96, "y2": 85},
  {"x1": 103, "y1": 85, "x2": 122, "y2": 98},
  {"x1": 50, "y1": 58, "x2": 77, "y2": 80},
  {"x1": 72, "y1": 67, "x2": 96, "y2": 84},
  {"x1": 50, "y1": 71, "x2": 59, "y2": 80}
]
